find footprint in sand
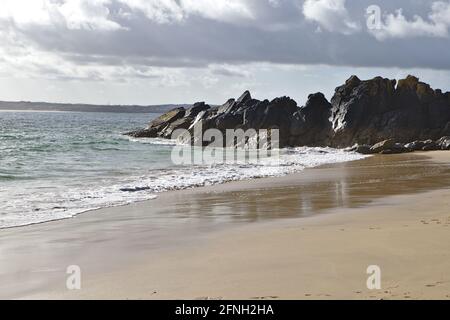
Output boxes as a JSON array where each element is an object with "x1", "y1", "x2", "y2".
[
  {"x1": 403, "y1": 291, "x2": 412, "y2": 298},
  {"x1": 425, "y1": 281, "x2": 443, "y2": 288}
]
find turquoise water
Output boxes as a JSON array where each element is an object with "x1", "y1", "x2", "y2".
[
  {"x1": 0, "y1": 111, "x2": 170, "y2": 228},
  {"x1": 0, "y1": 110, "x2": 367, "y2": 228}
]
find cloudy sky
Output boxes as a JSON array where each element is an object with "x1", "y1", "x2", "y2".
[{"x1": 1, "y1": 0, "x2": 450, "y2": 105}]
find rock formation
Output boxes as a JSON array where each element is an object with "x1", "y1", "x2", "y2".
[
  {"x1": 127, "y1": 75, "x2": 450, "y2": 154},
  {"x1": 329, "y1": 75, "x2": 450, "y2": 147}
]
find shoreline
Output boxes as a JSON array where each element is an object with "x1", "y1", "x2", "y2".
[
  {"x1": 0, "y1": 147, "x2": 367, "y2": 231},
  {"x1": 1, "y1": 151, "x2": 450, "y2": 299}
]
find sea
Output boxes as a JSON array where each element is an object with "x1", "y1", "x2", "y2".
[{"x1": 0, "y1": 110, "x2": 367, "y2": 228}]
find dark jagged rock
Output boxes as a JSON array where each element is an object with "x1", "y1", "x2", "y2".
[
  {"x1": 405, "y1": 141, "x2": 426, "y2": 151},
  {"x1": 370, "y1": 139, "x2": 396, "y2": 154},
  {"x1": 289, "y1": 93, "x2": 332, "y2": 146},
  {"x1": 160, "y1": 117, "x2": 194, "y2": 139},
  {"x1": 185, "y1": 102, "x2": 210, "y2": 118},
  {"x1": 217, "y1": 99, "x2": 237, "y2": 114},
  {"x1": 328, "y1": 75, "x2": 450, "y2": 147},
  {"x1": 437, "y1": 136, "x2": 450, "y2": 150},
  {"x1": 127, "y1": 127, "x2": 159, "y2": 138},
  {"x1": 149, "y1": 107, "x2": 186, "y2": 128},
  {"x1": 126, "y1": 75, "x2": 450, "y2": 153},
  {"x1": 259, "y1": 96, "x2": 299, "y2": 147},
  {"x1": 237, "y1": 90, "x2": 252, "y2": 104},
  {"x1": 349, "y1": 144, "x2": 372, "y2": 155},
  {"x1": 380, "y1": 143, "x2": 410, "y2": 155},
  {"x1": 422, "y1": 139, "x2": 439, "y2": 151},
  {"x1": 330, "y1": 76, "x2": 397, "y2": 147},
  {"x1": 126, "y1": 107, "x2": 186, "y2": 138}
]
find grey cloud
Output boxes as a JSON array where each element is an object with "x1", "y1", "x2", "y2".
[
  {"x1": 209, "y1": 65, "x2": 251, "y2": 77},
  {"x1": 1, "y1": 0, "x2": 450, "y2": 75}
]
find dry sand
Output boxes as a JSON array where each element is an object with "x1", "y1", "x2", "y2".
[{"x1": 1, "y1": 151, "x2": 449, "y2": 300}]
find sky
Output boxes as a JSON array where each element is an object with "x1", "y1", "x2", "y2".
[{"x1": 1, "y1": 0, "x2": 450, "y2": 106}]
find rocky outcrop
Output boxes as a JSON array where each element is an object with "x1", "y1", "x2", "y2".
[
  {"x1": 330, "y1": 76, "x2": 397, "y2": 147},
  {"x1": 370, "y1": 140, "x2": 410, "y2": 154},
  {"x1": 370, "y1": 139, "x2": 396, "y2": 153},
  {"x1": 289, "y1": 93, "x2": 332, "y2": 147},
  {"x1": 126, "y1": 75, "x2": 450, "y2": 154},
  {"x1": 128, "y1": 107, "x2": 187, "y2": 138},
  {"x1": 437, "y1": 136, "x2": 450, "y2": 150},
  {"x1": 329, "y1": 75, "x2": 450, "y2": 147}
]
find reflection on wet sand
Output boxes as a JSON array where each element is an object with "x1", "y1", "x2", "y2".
[
  {"x1": 1, "y1": 152, "x2": 450, "y2": 299},
  {"x1": 164, "y1": 154, "x2": 450, "y2": 223}
]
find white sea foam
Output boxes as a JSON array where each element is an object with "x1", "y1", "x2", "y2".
[
  {"x1": 126, "y1": 136, "x2": 178, "y2": 146},
  {"x1": 0, "y1": 146, "x2": 367, "y2": 229}
]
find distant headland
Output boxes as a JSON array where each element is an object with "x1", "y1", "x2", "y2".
[{"x1": 0, "y1": 101, "x2": 188, "y2": 114}]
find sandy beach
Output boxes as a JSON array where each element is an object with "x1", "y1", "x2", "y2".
[{"x1": 1, "y1": 151, "x2": 450, "y2": 300}]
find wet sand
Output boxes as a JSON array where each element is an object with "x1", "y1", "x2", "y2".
[{"x1": 1, "y1": 152, "x2": 450, "y2": 299}]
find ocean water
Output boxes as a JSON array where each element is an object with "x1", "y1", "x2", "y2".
[{"x1": 0, "y1": 111, "x2": 367, "y2": 229}]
